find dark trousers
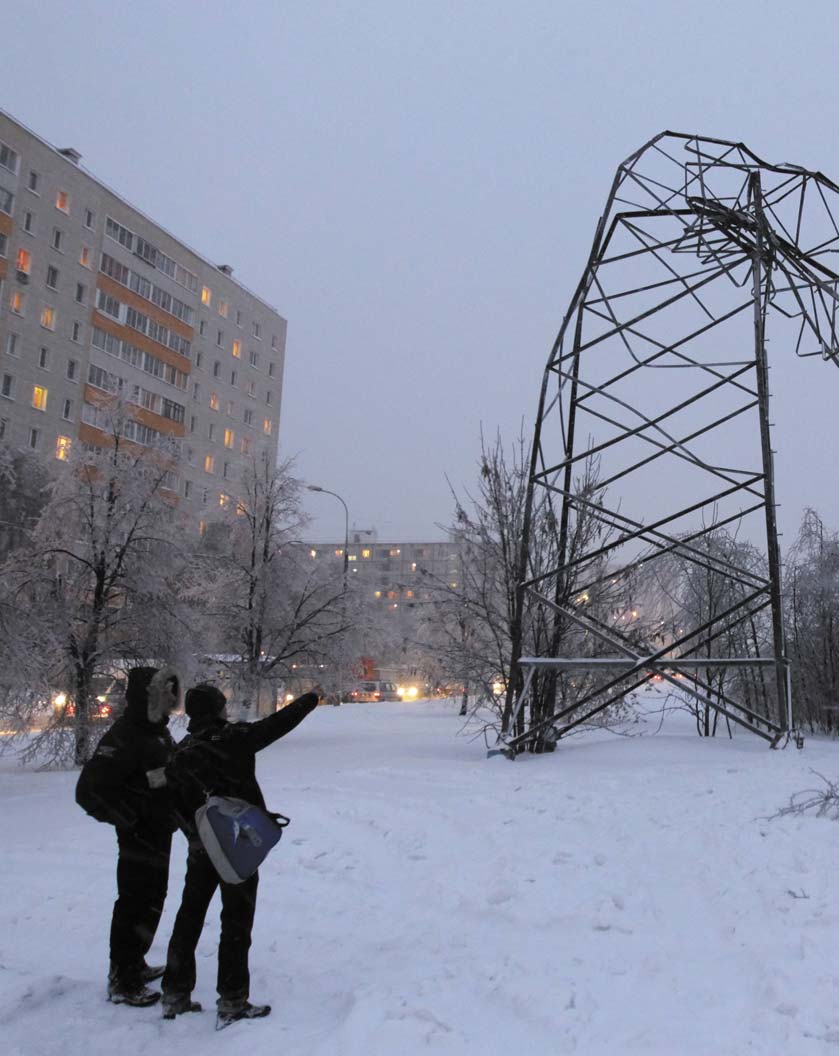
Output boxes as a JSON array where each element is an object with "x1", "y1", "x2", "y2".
[
  {"x1": 110, "y1": 826, "x2": 172, "y2": 986},
  {"x1": 162, "y1": 847, "x2": 258, "y2": 1002}
]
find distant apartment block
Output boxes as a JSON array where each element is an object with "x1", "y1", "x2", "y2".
[{"x1": 0, "y1": 109, "x2": 286, "y2": 524}]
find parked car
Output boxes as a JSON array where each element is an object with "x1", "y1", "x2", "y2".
[
  {"x1": 53, "y1": 678, "x2": 125, "y2": 724},
  {"x1": 346, "y1": 680, "x2": 400, "y2": 702}
]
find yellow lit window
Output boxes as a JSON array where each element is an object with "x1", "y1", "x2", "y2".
[
  {"x1": 263, "y1": 418, "x2": 272, "y2": 436},
  {"x1": 361, "y1": 548, "x2": 371, "y2": 558},
  {"x1": 374, "y1": 590, "x2": 382, "y2": 599},
  {"x1": 79, "y1": 246, "x2": 91, "y2": 268},
  {"x1": 224, "y1": 428, "x2": 234, "y2": 449},
  {"x1": 10, "y1": 290, "x2": 25, "y2": 314},
  {"x1": 389, "y1": 548, "x2": 401, "y2": 557},
  {"x1": 232, "y1": 339, "x2": 241, "y2": 358},
  {"x1": 411, "y1": 562, "x2": 417, "y2": 571},
  {"x1": 218, "y1": 300, "x2": 229, "y2": 318},
  {"x1": 450, "y1": 581, "x2": 458, "y2": 589},
  {"x1": 204, "y1": 454, "x2": 215, "y2": 474},
  {"x1": 16, "y1": 248, "x2": 31, "y2": 273},
  {"x1": 201, "y1": 286, "x2": 212, "y2": 306},
  {"x1": 32, "y1": 385, "x2": 48, "y2": 411},
  {"x1": 55, "y1": 190, "x2": 69, "y2": 212},
  {"x1": 209, "y1": 392, "x2": 220, "y2": 411},
  {"x1": 309, "y1": 549, "x2": 317, "y2": 559},
  {"x1": 55, "y1": 435, "x2": 72, "y2": 460},
  {"x1": 387, "y1": 590, "x2": 398, "y2": 599},
  {"x1": 334, "y1": 548, "x2": 344, "y2": 557},
  {"x1": 348, "y1": 554, "x2": 357, "y2": 561},
  {"x1": 219, "y1": 493, "x2": 230, "y2": 508},
  {"x1": 40, "y1": 305, "x2": 56, "y2": 330},
  {"x1": 198, "y1": 520, "x2": 206, "y2": 536},
  {"x1": 405, "y1": 590, "x2": 414, "y2": 599}
]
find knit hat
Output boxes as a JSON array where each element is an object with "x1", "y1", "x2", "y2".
[
  {"x1": 125, "y1": 667, "x2": 159, "y2": 709},
  {"x1": 185, "y1": 683, "x2": 227, "y2": 721}
]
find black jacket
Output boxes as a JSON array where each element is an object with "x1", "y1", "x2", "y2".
[
  {"x1": 168, "y1": 692, "x2": 318, "y2": 837},
  {"x1": 75, "y1": 697, "x2": 176, "y2": 832}
]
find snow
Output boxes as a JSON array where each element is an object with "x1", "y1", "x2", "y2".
[{"x1": 2, "y1": 696, "x2": 839, "y2": 1054}]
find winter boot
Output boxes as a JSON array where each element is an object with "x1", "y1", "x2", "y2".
[
  {"x1": 216, "y1": 999, "x2": 271, "y2": 1030},
  {"x1": 162, "y1": 994, "x2": 203, "y2": 1020},
  {"x1": 107, "y1": 979, "x2": 161, "y2": 1007},
  {"x1": 141, "y1": 962, "x2": 165, "y2": 983}
]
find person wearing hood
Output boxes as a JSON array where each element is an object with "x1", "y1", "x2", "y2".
[
  {"x1": 161, "y1": 685, "x2": 318, "y2": 1027},
  {"x1": 75, "y1": 666, "x2": 180, "y2": 1007}
]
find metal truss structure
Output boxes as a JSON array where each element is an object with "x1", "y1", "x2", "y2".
[{"x1": 500, "y1": 132, "x2": 839, "y2": 756}]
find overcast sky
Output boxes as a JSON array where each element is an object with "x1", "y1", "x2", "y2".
[{"x1": 3, "y1": 0, "x2": 839, "y2": 544}]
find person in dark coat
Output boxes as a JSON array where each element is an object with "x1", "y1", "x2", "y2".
[
  {"x1": 161, "y1": 685, "x2": 318, "y2": 1026},
  {"x1": 75, "y1": 666, "x2": 180, "y2": 1007}
]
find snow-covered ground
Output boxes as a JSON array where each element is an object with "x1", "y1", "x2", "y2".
[{"x1": 2, "y1": 696, "x2": 839, "y2": 1055}]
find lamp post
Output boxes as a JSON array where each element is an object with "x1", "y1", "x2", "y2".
[{"x1": 306, "y1": 485, "x2": 349, "y2": 704}]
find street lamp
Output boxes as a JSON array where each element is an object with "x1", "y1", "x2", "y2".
[{"x1": 306, "y1": 484, "x2": 349, "y2": 704}]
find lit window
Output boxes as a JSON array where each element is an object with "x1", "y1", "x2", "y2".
[
  {"x1": 262, "y1": 417, "x2": 272, "y2": 436},
  {"x1": 32, "y1": 385, "x2": 48, "y2": 411},
  {"x1": 361, "y1": 549, "x2": 371, "y2": 559},
  {"x1": 55, "y1": 190, "x2": 69, "y2": 212},
  {"x1": 334, "y1": 549, "x2": 344, "y2": 557},
  {"x1": 348, "y1": 554, "x2": 357, "y2": 562},
  {"x1": 232, "y1": 339, "x2": 241, "y2": 358},
  {"x1": 390, "y1": 549, "x2": 401, "y2": 557},
  {"x1": 16, "y1": 248, "x2": 31, "y2": 274},
  {"x1": 374, "y1": 590, "x2": 382, "y2": 599},
  {"x1": 201, "y1": 286, "x2": 212, "y2": 306},
  {"x1": 10, "y1": 290, "x2": 25, "y2": 315},
  {"x1": 55, "y1": 435, "x2": 72, "y2": 461},
  {"x1": 209, "y1": 392, "x2": 220, "y2": 411},
  {"x1": 204, "y1": 454, "x2": 215, "y2": 474},
  {"x1": 405, "y1": 590, "x2": 414, "y2": 599},
  {"x1": 224, "y1": 428, "x2": 234, "y2": 449},
  {"x1": 198, "y1": 520, "x2": 206, "y2": 536},
  {"x1": 411, "y1": 562, "x2": 417, "y2": 572},
  {"x1": 310, "y1": 549, "x2": 317, "y2": 559},
  {"x1": 219, "y1": 493, "x2": 231, "y2": 508},
  {"x1": 79, "y1": 246, "x2": 91, "y2": 268},
  {"x1": 40, "y1": 305, "x2": 56, "y2": 330}
]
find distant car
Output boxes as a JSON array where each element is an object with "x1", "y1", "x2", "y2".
[
  {"x1": 346, "y1": 680, "x2": 400, "y2": 702},
  {"x1": 53, "y1": 678, "x2": 125, "y2": 724}
]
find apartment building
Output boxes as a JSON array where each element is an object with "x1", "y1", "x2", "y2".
[{"x1": 0, "y1": 109, "x2": 286, "y2": 523}]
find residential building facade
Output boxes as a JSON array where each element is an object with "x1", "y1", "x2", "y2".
[{"x1": 0, "y1": 109, "x2": 286, "y2": 524}]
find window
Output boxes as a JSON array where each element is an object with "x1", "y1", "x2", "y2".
[
  {"x1": 208, "y1": 423, "x2": 215, "y2": 441},
  {"x1": 79, "y1": 246, "x2": 91, "y2": 268},
  {"x1": 192, "y1": 382, "x2": 200, "y2": 400},
  {"x1": 16, "y1": 248, "x2": 31, "y2": 274},
  {"x1": 72, "y1": 321, "x2": 82, "y2": 343},
  {"x1": 0, "y1": 141, "x2": 18, "y2": 174},
  {"x1": 189, "y1": 415, "x2": 196, "y2": 433},
  {"x1": 55, "y1": 190, "x2": 70, "y2": 212},
  {"x1": 268, "y1": 361, "x2": 275, "y2": 378},
  {"x1": 209, "y1": 392, "x2": 219, "y2": 411},
  {"x1": 55, "y1": 435, "x2": 72, "y2": 461},
  {"x1": 263, "y1": 417, "x2": 272, "y2": 436},
  {"x1": 271, "y1": 334, "x2": 278, "y2": 350},
  {"x1": 38, "y1": 347, "x2": 50, "y2": 370},
  {"x1": 67, "y1": 359, "x2": 78, "y2": 381},
  {"x1": 362, "y1": 549, "x2": 371, "y2": 559},
  {"x1": 226, "y1": 400, "x2": 235, "y2": 416},
  {"x1": 252, "y1": 321, "x2": 261, "y2": 338},
  {"x1": 1, "y1": 373, "x2": 14, "y2": 398},
  {"x1": 224, "y1": 428, "x2": 234, "y2": 448},
  {"x1": 187, "y1": 446, "x2": 196, "y2": 466},
  {"x1": 105, "y1": 217, "x2": 133, "y2": 250},
  {"x1": 40, "y1": 305, "x2": 56, "y2": 330},
  {"x1": 204, "y1": 454, "x2": 215, "y2": 474},
  {"x1": 266, "y1": 390, "x2": 272, "y2": 404},
  {"x1": 213, "y1": 360, "x2": 220, "y2": 378},
  {"x1": 183, "y1": 480, "x2": 192, "y2": 499},
  {"x1": 10, "y1": 290, "x2": 26, "y2": 315},
  {"x1": 249, "y1": 349, "x2": 259, "y2": 368},
  {"x1": 0, "y1": 183, "x2": 14, "y2": 215},
  {"x1": 75, "y1": 282, "x2": 86, "y2": 304},
  {"x1": 246, "y1": 380, "x2": 255, "y2": 398},
  {"x1": 223, "y1": 462, "x2": 230, "y2": 480},
  {"x1": 199, "y1": 320, "x2": 206, "y2": 336},
  {"x1": 27, "y1": 170, "x2": 39, "y2": 193},
  {"x1": 0, "y1": 418, "x2": 5, "y2": 440},
  {"x1": 84, "y1": 208, "x2": 95, "y2": 229},
  {"x1": 0, "y1": 232, "x2": 6, "y2": 257},
  {"x1": 23, "y1": 210, "x2": 34, "y2": 234},
  {"x1": 201, "y1": 286, "x2": 212, "y2": 306},
  {"x1": 243, "y1": 408, "x2": 253, "y2": 426},
  {"x1": 32, "y1": 385, "x2": 48, "y2": 411},
  {"x1": 96, "y1": 289, "x2": 121, "y2": 319},
  {"x1": 195, "y1": 351, "x2": 203, "y2": 369},
  {"x1": 5, "y1": 333, "x2": 19, "y2": 357},
  {"x1": 46, "y1": 265, "x2": 59, "y2": 290},
  {"x1": 390, "y1": 549, "x2": 401, "y2": 557},
  {"x1": 28, "y1": 427, "x2": 40, "y2": 450},
  {"x1": 216, "y1": 330, "x2": 223, "y2": 347},
  {"x1": 218, "y1": 300, "x2": 229, "y2": 318},
  {"x1": 219, "y1": 492, "x2": 231, "y2": 508},
  {"x1": 52, "y1": 228, "x2": 63, "y2": 251},
  {"x1": 232, "y1": 339, "x2": 241, "y2": 359},
  {"x1": 62, "y1": 397, "x2": 74, "y2": 420},
  {"x1": 236, "y1": 309, "x2": 242, "y2": 326},
  {"x1": 240, "y1": 436, "x2": 251, "y2": 455},
  {"x1": 230, "y1": 370, "x2": 237, "y2": 386}
]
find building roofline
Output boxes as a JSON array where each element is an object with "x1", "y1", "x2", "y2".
[{"x1": 0, "y1": 106, "x2": 285, "y2": 320}]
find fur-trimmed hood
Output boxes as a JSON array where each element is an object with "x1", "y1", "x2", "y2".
[{"x1": 147, "y1": 666, "x2": 181, "y2": 725}]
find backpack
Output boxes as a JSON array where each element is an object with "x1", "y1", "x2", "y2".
[{"x1": 195, "y1": 796, "x2": 289, "y2": 884}]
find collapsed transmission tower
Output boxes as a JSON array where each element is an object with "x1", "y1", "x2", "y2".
[{"x1": 499, "y1": 132, "x2": 839, "y2": 757}]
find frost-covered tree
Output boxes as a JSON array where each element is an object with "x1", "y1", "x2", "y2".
[
  {"x1": 0, "y1": 409, "x2": 191, "y2": 766},
  {"x1": 197, "y1": 457, "x2": 351, "y2": 715}
]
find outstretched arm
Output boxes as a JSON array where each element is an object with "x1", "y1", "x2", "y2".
[{"x1": 245, "y1": 692, "x2": 320, "y2": 753}]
